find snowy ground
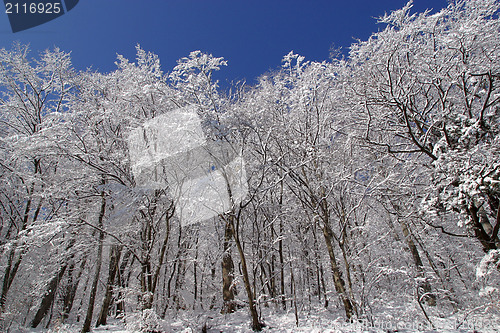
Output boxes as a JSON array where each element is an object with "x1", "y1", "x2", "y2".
[{"x1": 9, "y1": 306, "x2": 499, "y2": 333}]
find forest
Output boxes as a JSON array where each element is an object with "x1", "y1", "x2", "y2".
[{"x1": 0, "y1": 1, "x2": 499, "y2": 332}]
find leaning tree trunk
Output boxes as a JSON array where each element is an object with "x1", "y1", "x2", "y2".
[
  {"x1": 0, "y1": 245, "x2": 23, "y2": 312},
  {"x1": 389, "y1": 201, "x2": 436, "y2": 306},
  {"x1": 321, "y1": 220, "x2": 354, "y2": 320},
  {"x1": 399, "y1": 220, "x2": 436, "y2": 306},
  {"x1": 31, "y1": 239, "x2": 78, "y2": 327},
  {"x1": 0, "y1": 183, "x2": 41, "y2": 312},
  {"x1": 468, "y1": 203, "x2": 499, "y2": 252},
  {"x1": 30, "y1": 264, "x2": 68, "y2": 327},
  {"x1": 227, "y1": 213, "x2": 263, "y2": 331}
]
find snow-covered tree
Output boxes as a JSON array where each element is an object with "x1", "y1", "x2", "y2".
[
  {"x1": 347, "y1": 0, "x2": 500, "y2": 254},
  {"x1": 0, "y1": 44, "x2": 77, "y2": 325}
]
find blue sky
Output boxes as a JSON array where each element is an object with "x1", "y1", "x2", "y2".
[{"x1": 0, "y1": 0, "x2": 449, "y2": 87}]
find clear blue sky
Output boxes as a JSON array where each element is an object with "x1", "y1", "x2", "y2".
[{"x1": 0, "y1": 0, "x2": 449, "y2": 86}]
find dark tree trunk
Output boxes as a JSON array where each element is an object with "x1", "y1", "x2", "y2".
[
  {"x1": 277, "y1": 180, "x2": 286, "y2": 310},
  {"x1": 400, "y1": 220, "x2": 436, "y2": 306},
  {"x1": 96, "y1": 245, "x2": 122, "y2": 327},
  {"x1": 228, "y1": 213, "x2": 263, "y2": 331},
  {"x1": 62, "y1": 256, "x2": 87, "y2": 322},
  {"x1": 468, "y1": 204, "x2": 499, "y2": 252},
  {"x1": 279, "y1": 219, "x2": 286, "y2": 310},
  {"x1": 152, "y1": 214, "x2": 171, "y2": 296},
  {"x1": 115, "y1": 250, "x2": 131, "y2": 318},
  {"x1": 0, "y1": 246, "x2": 19, "y2": 312},
  {"x1": 30, "y1": 264, "x2": 68, "y2": 327},
  {"x1": 322, "y1": 221, "x2": 354, "y2": 320},
  {"x1": 81, "y1": 191, "x2": 106, "y2": 333},
  {"x1": 0, "y1": 184, "x2": 39, "y2": 312},
  {"x1": 221, "y1": 219, "x2": 235, "y2": 314}
]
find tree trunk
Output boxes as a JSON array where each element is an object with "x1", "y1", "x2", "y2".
[
  {"x1": 221, "y1": 219, "x2": 235, "y2": 314},
  {"x1": 96, "y1": 245, "x2": 122, "y2": 327},
  {"x1": 81, "y1": 191, "x2": 106, "y2": 333},
  {"x1": 399, "y1": 220, "x2": 436, "y2": 306},
  {"x1": 172, "y1": 223, "x2": 186, "y2": 311},
  {"x1": 468, "y1": 204, "x2": 499, "y2": 252},
  {"x1": 115, "y1": 250, "x2": 131, "y2": 318},
  {"x1": 62, "y1": 256, "x2": 87, "y2": 322},
  {"x1": 337, "y1": 208, "x2": 358, "y2": 317},
  {"x1": 228, "y1": 214, "x2": 263, "y2": 331},
  {"x1": 289, "y1": 259, "x2": 299, "y2": 327},
  {"x1": 193, "y1": 239, "x2": 198, "y2": 310},
  {"x1": 312, "y1": 226, "x2": 328, "y2": 307},
  {"x1": 321, "y1": 222, "x2": 354, "y2": 320},
  {"x1": 278, "y1": 180, "x2": 286, "y2": 310},
  {"x1": 152, "y1": 214, "x2": 171, "y2": 296},
  {"x1": 0, "y1": 184, "x2": 38, "y2": 312},
  {"x1": 0, "y1": 246, "x2": 19, "y2": 312},
  {"x1": 140, "y1": 214, "x2": 153, "y2": 311},
  {"x1": 30, "y1": 264, "x2": 68, "y2": 327}
]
